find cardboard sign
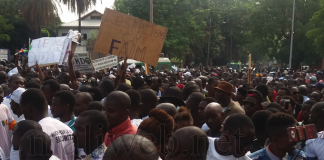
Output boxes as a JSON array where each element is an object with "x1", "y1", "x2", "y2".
[
  {"x1": 73, "y1": 53, "x2": 95, "y2": 73},
  {"x1": 92, "y1": 55, "x2": 118, "y2": 71},
  {"x1": 94, "y1": 8, "x2": 168, "y2": 66},
  {"x1": 28, "y1": 37, "x2": 70, "y2": 66},
  {"x1": 0, "y1": 49, "x2": 9, "y2": 61}
]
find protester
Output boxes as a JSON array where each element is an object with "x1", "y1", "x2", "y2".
[
  {"x1": 0, "y1": 103, "x2": 16, "y2": 159},
  {"x1": 10, "y1": 87, "x2": 26, "y2": 122},
  {"x1": 205, "y1": 77, "x2": 220, "y2": 98},
  {"x1": 156, "y1": 103, "x2": 177, "y2": 118},
  {"x1": 165, "y1": 126, "x2": 209, "y2": 160},
  {"x1": 198, "y1": 97, "x2": 217, "y2": 131},
  {"x1": 310, "y1": 91, "x2": 322, "y2": 102},
  {"x1": 103, "y1": 135, "x2": 159, "y2": 160},
  {"x1": 243, "y1": 90, "x2": 263, "y2": 118},
  {"x1": 74, "y1": 92, "x2": 93, "y2": 117},
  {"x1": 41, "y1": 79, "x2": 60, "y2": 106},
  {"x1": 87, "y1": 101, "x2": 104, "y2": 111},
  {"x1": 186, "y1": 92, "x2": 205, "y2": 128},
  {"x1": 296, "y1": 100, "x2": 316, "y2": 124},
  {"x1": 125, "y1": 89, "x2": 143, "y2": 127},
  {"x1": 20, "y1": 88, "x2": 74, "y2": 160},
  {"x1": 207, "y1": 113, "x2": 255, "y2": 159},
  {"x1": 51, "y1": 90, "x2": 76, "y2": 131},
  {"x1": 103, "y1": 91, "x2": 137, "y2": 147},
  {"x1": 174, "y1": 106, "x2": 193, "y2": 130},
  {"x1": 73, "y1": 110, "x2": 109, "y2": 160},
  {"x1": 204, "y1": 102, "x2": 224, "y2": 138},
  {"x1": 139, "y1": 89, "x2": 158, "y2": 119},
  {"x1": 215, "y1": 81, "x2": 245, "y2": 117}
]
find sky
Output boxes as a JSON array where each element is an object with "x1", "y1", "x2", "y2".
[{"x1": 58, "y1": 0, "x2": 115, "y2": 23}]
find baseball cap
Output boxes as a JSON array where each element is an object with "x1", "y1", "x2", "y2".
[{"x1": 11, "y1": 87, "x2": 26, "y2": 104}]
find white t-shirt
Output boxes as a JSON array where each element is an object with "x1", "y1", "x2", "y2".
[
  {"x1": 0, "y1": 104, "x2": 14, "y2": 160},
  {"x1": 207, "y1": 137, "x2": 252, "y2": 160},
  {"x1": 2, "y1": 97, "x2": 18, "y2": 121},
  {"x1": 9, "y1": 146, "x2": 19, "y2": 160},
  {"x1": 201, "y1": 123, "x2": 210, "y2": 131},
  {"x1": 306, "y1": 131, "x2": 324, "y2": 159},
  {"x1": 131, "y1": 119, "x2": 143, "y2": 127},
  {"x1": 38, "y1": 117, "x2": 74, "y2": 160}
]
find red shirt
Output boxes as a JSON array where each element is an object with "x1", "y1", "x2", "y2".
[{"x1": 104, "y1": 117, "x2": 138, "y2": 147}]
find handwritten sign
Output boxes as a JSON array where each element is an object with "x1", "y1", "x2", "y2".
[
  {"x1": 28, "y1": 37, "x2": 70, "y2": 66},
  {"x1": 92, "y1": 55, "x2": 118, "y2": 71},
  {"x1": 94, "y1": 8, "x2": 168, "y2": 66},
  {"x1": 73, "y1": 53, "x2": 95, "y2": 73}
]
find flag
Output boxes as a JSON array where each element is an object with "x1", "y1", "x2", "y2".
[{"x1": 2, "y1": 119, "x2": 7, "y2": 126}]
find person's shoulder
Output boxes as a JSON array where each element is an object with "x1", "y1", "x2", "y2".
[
  {"x1": 248, "y1": 148, "x2": 269, "y2": 160},
  {"x1": 40, "y1": 117, "x2": 73, "y2": 131}
]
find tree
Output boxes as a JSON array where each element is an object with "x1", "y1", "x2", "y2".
[
  {"x1": 0, "y1": 16, "x2": 13, "y2": 42},
  {"x1": 307, "y1": 0, "x2": 324, "y2": 56}
]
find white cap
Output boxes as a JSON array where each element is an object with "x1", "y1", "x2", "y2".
[{"x1": 11, "y1": 87, "x2": 26, "y2": 104}]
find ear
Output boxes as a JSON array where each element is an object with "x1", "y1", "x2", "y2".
[
  {"x1": 125, "y1": 109, "x2": 130, "y2": 116},
  {"x1": 138, "y1": 103, "x2": 143, "y2": 112}
]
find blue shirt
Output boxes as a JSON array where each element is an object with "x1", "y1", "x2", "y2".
[{"x1": 248, "y1": 146, "x2": 306, "y2": 160}]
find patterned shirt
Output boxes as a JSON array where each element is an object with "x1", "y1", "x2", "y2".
[{"x1": 82, "y1": 143, "x2": 107, "y2": 160}]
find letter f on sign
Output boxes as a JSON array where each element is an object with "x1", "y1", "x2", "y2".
[{"x1": 109, "y1": 39, "x2": 121, "y2": 54}]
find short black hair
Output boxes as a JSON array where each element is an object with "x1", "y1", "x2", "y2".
[
  {"x1": 21, "y1": 88, "x2": 48, "y2": 113},
  {"x1": 14, "y1": 120, "x2": 42, "y2": 138},
  {"x1": 99, "y1": 80, "x2": 115, "y2": 96},
  {"x1": 265, "y1": 102, "x2": 285, "y2": 112},
  {"x1": 116, "y1": 83, "x2": 131, "y2": 92},
  {"x1": 201, "y1": 97, "x2": 217, "y2": 104},
  {"x1": 304, "y1": 100, "x2": 317, "y2": 107},
  {"x1": 44, "y1": 76, "x2": 55, "y2": 82},
  {"x1": 88, "y1": 87, "x2": 103, "y2": 101},
  {"x1": 139, "y1": 89, "x2": 158, "y2": 108},
  {"x1": 132, "y1": 77, "x2": 144, "y2": 90},
  {"x1": 53, "y1": 91, "x2": 76, "y2": 111},
  {"x1": 252, "y1": 110, "x2": 273, "y2": 134},
  {"x1": 78, "y1": 110, "x2": 109, "y2": 135},
  {"x1": 208, "y1": 77, "x2": 219, "y2": 85},
  {"x1": 25, "y1": 81, "x2": 41, "y2": 89},
  {"x1": 125, "y1": 89, "x2": 141, "y2": 110},
  {"x1": 182, "y1": 84, "x2": 200, "y2": 100},
  {"x1": 267, "y1": 113, "x2": 296, "y2": 139},
  {"x1": 78, "y1": 85, "x2": 92, "y2": 92},
  {"x1": 87, "y1": 101, "x2": 103, "y2": 111},
  {"x1": 42, "y1": 79, "x2": 60, "y2": 92},
  {"x1": 223, "y1": 113, "x2": 255, "y2": 135},
  {"x1": 156, "y1": 103, "x2": 177, "y2": 118},
  {"x1": 255, "y1": 84, "x2": 269, "y2": 98},
  {"x1": 279, "y1": 87, "x2": 291, "y2": 96},
  {"x1": 237, "y1": 88, "x2": 248, "y2": 97},
  {"x1": 20, "y1": 129, "x2": 52, "y2": 158},
  {"x1": 105, "y1": 91, "x2": 131, "y2": 110}
]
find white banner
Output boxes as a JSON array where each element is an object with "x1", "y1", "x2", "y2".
[
  {"x1": 28, "y1": 37, "x2": 70, "y2": 66},
  {"x1": 92, "y1": 55, "x2": 118, "y2": 71},
  {"x1": 0, "y1": 49, "x2": 9, "y2": 61},
  {"x1": 73, "y1": 53, "x2": 94, "y2": 73}
]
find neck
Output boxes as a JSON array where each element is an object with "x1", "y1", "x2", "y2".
[
  {"x1": 269, "y1": 143, "x2": 286, "y2": 158},
  {"x1": 215, "y1": 136, "x2": 232, "y2": 156},
  {"x1": 60, "y1": 113, "x2": 73, "y2": 123},
  {"x1": 16, "y1": 109, "x2": 23, "y2": 118},
  {"x1": 129, "y1": 111, "x2": 139, "y2": 120},
  {"x1": 86, "y1": 140, "x2": 103, "y2": 155},
  {"x1": 33, "y1": 113, "x2": 49, "y2": 122},
  {"x1": 220, "y1": 99, "x2": 231, "y2": 108},
  {"x1": 316, "y1": 123, "x2": 324, "y2": 132},
  {"x1": 211, "y1": 128, "x2": 222, "y2": 137}
]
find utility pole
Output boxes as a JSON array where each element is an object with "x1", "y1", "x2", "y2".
[
  {"x1": 207, "y1": 18, "x2": 211, "y2": 67},
  {"x1": 289, "y1": 0, "x2": 296, "y2": 69},
  {"x1": 78, "y1": 0, "x2": 81, "y2": 44},
  {"x1": 230, "y1": 29, "x2": 233, "y2": 60},
  {"x1": 144, "y1": 0, "x2": 153, "y2": 75}
]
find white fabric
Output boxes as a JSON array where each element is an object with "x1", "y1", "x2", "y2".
[
  {"x1": 0, "y1": 147, "x2": 6, "y2": 160},
  {"x1": 49, "y1": 155, "x2": 61, "y2": 160},
  {"x1": 141, "y1": 115, "x2": 149, "y2": 120},
  {"x1": 15, "y1": 115, "x2": 25, "y2": 123},
  {"x1": 38, "y1": 117, "x2": 74, "y2": 160},
  {"x1": 207, "y1": 137, "x2": 252, "y2": 160},
  {"x1": 306, "y1": 131, "x2": 324, "y2": 159},
  {"x1": 0, "y1": 104, "x2": 14, "y2": 160},
  {"x1": 11, "y1": 88, "x2": 26, "y2": 104},
  {"x1": 201, "y1": 123, "x2": 210, "y2": 131},
  {"x1": 7, "y1": 68, "x2": 18, "y2": 77},
  {"x1": 9, "y1": 146, "x2": 19, "y2": 160},
  {"x1": 48, "y1": 105, "x2": 53, "y2": 118},
  {"x1": 131, "y1": 119, "x2": 143, "y2": 127},
  {"x1": 2, "y1": 97, "x2": 18, "y2": 121}
]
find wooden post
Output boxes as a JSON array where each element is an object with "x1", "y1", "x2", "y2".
[
  {"x1": 248, "y1": 54, "x2": 252, "y2": 84},
  {"x1": 144, "y1": 0, "x2": 153, "y2": 75}
]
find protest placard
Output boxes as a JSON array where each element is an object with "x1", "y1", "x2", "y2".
[
  {"x1": 92, "y1": 55, "x2": 118, "y2": 71},
  {"x1": 28, "y1": 37, "x2": 70, "y2": 67},
  {"x1": 72, "y1": 53, "x2": 95, "y2": 73},
  {"x1": 94, "y1": 8, "x2": 168, "y2": 66}
]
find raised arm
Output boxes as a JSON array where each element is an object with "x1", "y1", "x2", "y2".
[{"x1": 68, "y1": 51, "x2": 78, "y2": 90}]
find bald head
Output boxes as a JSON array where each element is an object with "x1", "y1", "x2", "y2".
[
  {"x1": 57, "y1": 72, "x2": 70, "y2": 84},
  {"x1": 105, "y1": 91, "x2": 131, "y2": 110},
  {"x1": 104, "y1": 135, "x2": 159, "y2": 160},
  {"x1": 298, "y1": 85, "x2": 308, "y2": 96},
  {"x1": 167, "y1": 126, "x2": 209, "y2": 160},
  {"x1": 156, "y1": 103, "x2": 177, "y2": 118},
  {"x1": 75, "y1": 92, "x2": 93, "y2": 104},
  {"x1": 60, "y1": 84, "x2": 71, "y2": 91},
  {"x1": 78, "y1": 84, "x2": 92, "y2": 92},
  {"x1": 204, "y1": 102, "x2": 222, "y2": 114}
]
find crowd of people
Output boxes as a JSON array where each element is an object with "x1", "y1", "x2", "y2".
[{"x1": 0, "y1": 52, "x2": 324, "y2": 160}]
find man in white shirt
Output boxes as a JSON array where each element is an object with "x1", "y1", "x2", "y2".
[
  {"x1": 207, "y1": 114, "x2": 255, "y2": 160},
  {"x1": 20, "y1": 88, "x2": 74, "y2": 160},
  {"x1": 10, "y1": 87, "x2": 26, "y2": 123},
  {"x1": 51, "y1": 90, "x2": 76, "y2": 131},
  {"x1": 306, "y1": 102, "x2": 324, "y2": 160},
  {"x1": 0, "y1": 104, "x2": 16, "y2": 160},
  {"x1": 165, "y1": 126, "x2": 209, "y2": 160}
]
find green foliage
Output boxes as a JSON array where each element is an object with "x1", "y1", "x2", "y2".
[
  {"x1": 0, "y1": 16, "x2": 13, "y2": 42},
  {"x1": 41, "y1": 28, "x2": 50, "y2": 37}
]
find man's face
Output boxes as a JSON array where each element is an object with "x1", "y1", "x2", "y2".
[
  {"x1": 56, "y1": 74, "x2": 67, "y2": 84},
  {"x1": 9, "y1": 77, "x2": 24, "y2": 92},
  {"x1": 41, "y1": 85, "x2": 55, "y2": 105},
  {"x1": 276, "y1": 125, "x2": 298, "y2": 154},
  {"x1": 20, "y1": 103, "x2": 32, "y2": 120},
  {"x1": 204, "y1": 108, "x2": 223, "y2": 132},
  {"x1": 73, "y1": 116, "x2": 93, "y2": 149},
  {"x1": 276, "y1": 90, "x2": 286, "y2": 103},
  {"x1": 10, "y1": 100, "x2": 19, "y2": 115},
  {"x1": 198, "y1": 101, "x2": 208, "y2": 121},
  {"x1": 301, "y1": 104, "x2": 312, "y2": 121},
  {"x1": 103, "y1": 101, "x2": 126, "y2": 129},
  {"x1": 310, "y1": 92, "x2": 321, "y2": 102},
  {"x1": 51, "y1": 97, "x2": 66, "y2": 118},
  {"x1": 243, "y1": 96, "x2": 260, "y2": 118},
  {"x1": 74, "y1": 95, "x2": 88, "y2": 117},
  {"x1": 207, "y1": 81, "x2": 219, "y2": 96},
  {"x1": 151, "y1": 77, "x2": 160, "y2": 91},
  {"x1": 290, "y1": 87, "x2": 299, "y2": 101},
  {"x1": 215, "y1": 89, "x2": 229, "y2": 103},
  {"x1": 227, "y1": 127, "x2": 256, "y2": 158}
]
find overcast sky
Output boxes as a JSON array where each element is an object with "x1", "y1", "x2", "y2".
[{"x1": 58, "y1": 0, "x2": 115, "y2": 23}]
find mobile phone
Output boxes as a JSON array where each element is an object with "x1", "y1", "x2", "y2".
[
  {"x1": 284, "y1": 99, "x2": 290, "y2": 110},
  {"x1": 296, "y1": 126, "x2": 306, "y2": 141},
  {"x1": 304, "y1": 124, "x2": 318, "y2": 139},
  {"x1": 287, "y1": 127, "x2": 298, "y2": 142}
]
